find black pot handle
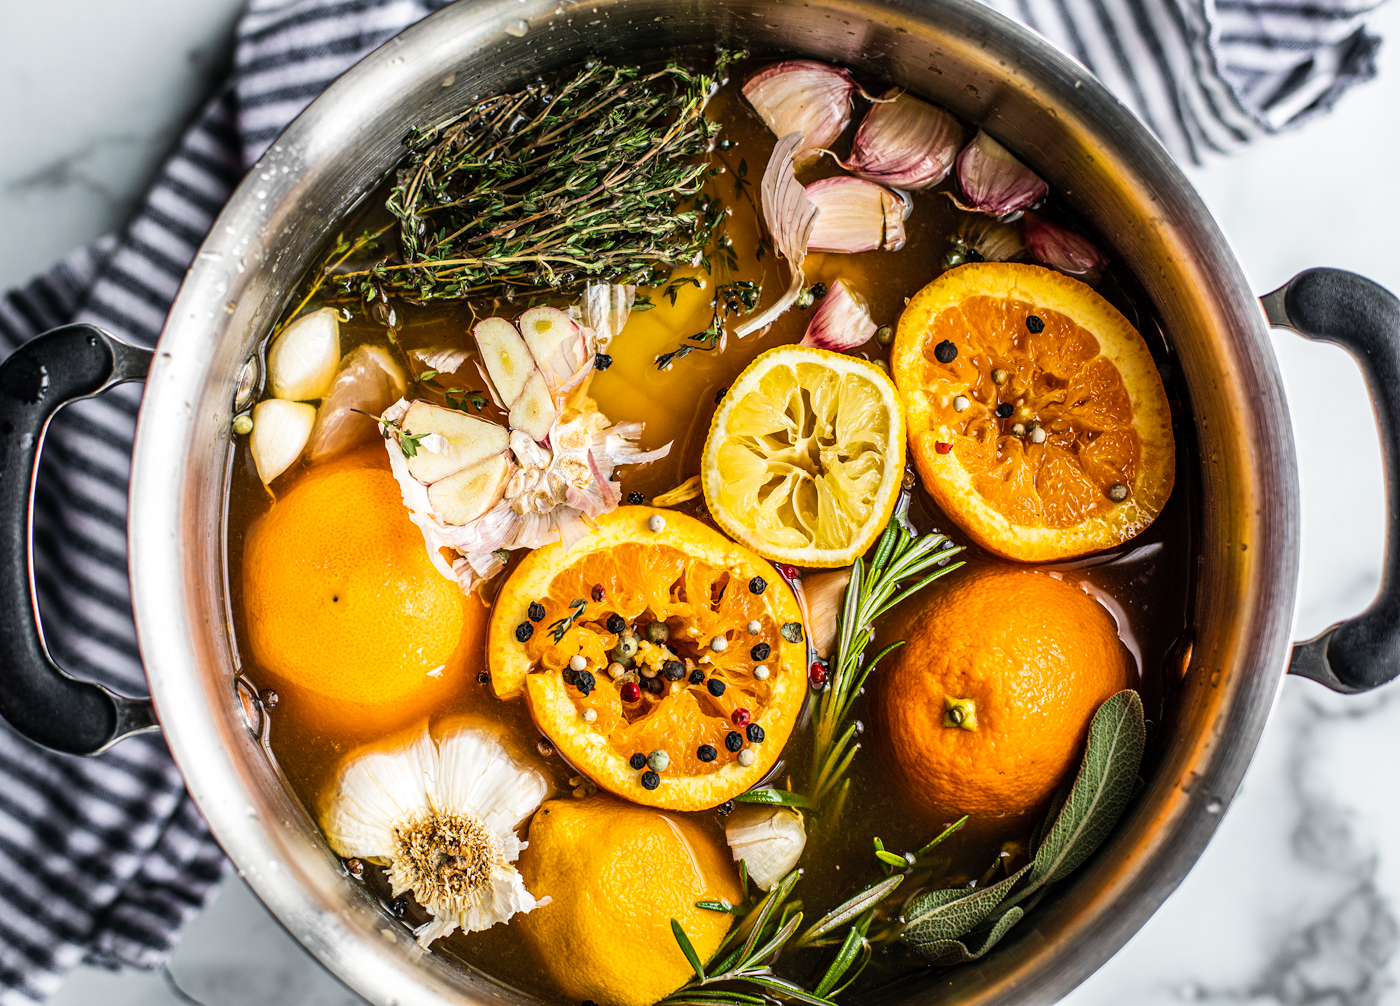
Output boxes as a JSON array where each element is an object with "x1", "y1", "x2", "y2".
[
  {"x1": 0, "y1": 324, "x2": 158, "y2": 754},
  {"x1": 1263, "y1": 269, "x2": 1400, "y2": 694}
]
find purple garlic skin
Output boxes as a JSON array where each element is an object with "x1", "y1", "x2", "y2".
[
  {"x1": 954, "y1": 130, "x2": 1049, "y2": 217},
  {"x1": 800, "y1": 279, "x2": 878, "y2": 352},
  {"x1": 804, "y1": 176, "x2": 910, "y2": 254},
  {"x1": 1023, "y1": 214, "x2": 1109, "y2": 280},
  {"x1": 843, "y1": 91, "x2": 963, "y2": 191},
  {"x1": 743, "y1": 61, "x2": 859, "y2": 166}
]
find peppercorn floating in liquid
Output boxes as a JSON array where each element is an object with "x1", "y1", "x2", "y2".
[{"x1": 225, "y1": 54, "x2": 1196, "y2": 1004}]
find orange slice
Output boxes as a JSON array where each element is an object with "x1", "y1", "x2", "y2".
[
  {"x1": 891, "y1": 263, "x2": 1174, "y2": 561},
  {"x1": 487, "y1": 507, "x2": 807, "y2": 811}
]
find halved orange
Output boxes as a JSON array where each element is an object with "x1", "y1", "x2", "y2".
[
  {"x1": 487, "y1": 507, "x2": 807, "y2": 811},
  {"x1": 892, "y1": 263, "x2": 1174, "y2": 561}
]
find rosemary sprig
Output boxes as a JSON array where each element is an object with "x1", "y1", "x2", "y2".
[
  {"x1": 810, "y1": 512, "x2": 966, "y2": 810},
  {"x1": 335, "y1": 56, "x2": 738, "y2": 303}
]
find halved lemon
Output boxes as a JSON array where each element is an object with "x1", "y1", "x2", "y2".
[
  {"x1": 701, "y1": 345, "x2": 906, "y2": 567},
  {"x1": 487, "y1": 508, "x2": 806, "y2": 812},
  {"x1": 892, "y1": 263, "x2": 1175, "y2": 562}
]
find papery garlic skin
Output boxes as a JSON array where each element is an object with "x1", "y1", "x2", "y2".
[
  {"x1": 804, "y1": 177, "x2": 910, "y2": 254},
  {"x1": 1023, "y1": 213, "x2": 1109, "y2": 280},
  {"x1": 953, "y1": 130, "x2": 1049, "y2": 217},
  {"x1": 307, "y1": 344, "x2": 408, "y2": 462},
  {"x1": 735, "y1": 131, "x2": 820, "y2": 338},
  {"x1": 950, "y1": 214, "x2": 1027, "y2": 265},
  {"x1": 800, "y1": 281, "x2": 877, "y2": 352},
  {"x1": 725, "y1": 805, "x2": 807, "y2": 891},
  {"x1": 250, "y1": 398, "x2": 316, "y2": 485},
  {"x1": 576, "y1": 282, "x2": 636, "y2": 352},
  {"x1": 843, "y1": 91, "x2": 962, "y2": 191},
  {"x1": 321, "y1": 723, "x2": 549, "y2": 946},
  {"x1": 796, "y1": 568, "x2": 853, "y2": 658},
  {"x1": 267, "y1": 307, "x2": 341, "y2": 401},
  {"x1": 743, "y1": 61, "x2": 859, "y2": 166}
]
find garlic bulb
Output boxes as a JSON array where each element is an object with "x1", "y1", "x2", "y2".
[
  {"x1": 800, "y1": 281, "x2": 876, "y2": 352},
  {"x1": 743, "y1": 61, "x2": 859, "y2": 166},
  {"x1": 725, "y1": 805, "x2": 807, "y2": 891},
  {"x1": 249, "y1": 398, "x2": 315, "y2": 485},
  {"x1": 797, "y1": 568, "x2": 852, "y2": 659},
  {"x1": 843, "y1": 91, "x2": 963, "y2": 191},
  {"x1": 953, "y1": 130, "x2": 1048, "y2": 218},
  {"x1": 266, "y1": 307, "x2": 341, "y2": 401},
  {"x1": 307, "y1": 344, "x2": 408, "y2": 462},
  {"x1": 1023, "y1": 213, "x2": 1109, "y2": 280},
  {"x1": 321, "y1": 723, "x2": 548, "y2": 946},
  {"x1": 734, "y1": 131, "x2": 821, "y2": 338},
  {"x1": 804, "y1": 177, "x2": 910, "y2": 254}
]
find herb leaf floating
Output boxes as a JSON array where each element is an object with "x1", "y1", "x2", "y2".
[{"x1": 899, "y1": 689, "x2": 1146, "y2": 965}]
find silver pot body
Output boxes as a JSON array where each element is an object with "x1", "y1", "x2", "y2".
[{"x1": 126, "y1": 0, "x2": 1299, "y2": 1002}]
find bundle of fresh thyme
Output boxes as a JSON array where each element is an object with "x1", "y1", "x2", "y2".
[{"x1": 330, "y1": 57, "x2": 736, "y2": 304}]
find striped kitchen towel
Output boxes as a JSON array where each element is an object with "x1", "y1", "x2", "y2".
[{"x1": 0, "y1": 0, "x2": 1387, "y2": 1001}]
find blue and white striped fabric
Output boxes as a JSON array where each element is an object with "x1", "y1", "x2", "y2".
[{"x1": 0, "y1": 0, "x2": 1386, "y2": 1001}]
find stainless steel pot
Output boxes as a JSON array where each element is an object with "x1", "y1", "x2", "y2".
[{"x1": 1, "y1": 0, "x2": 1396, "y2": 1003}]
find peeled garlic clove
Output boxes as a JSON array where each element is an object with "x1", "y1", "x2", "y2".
[
  {"x1": 725, "y1": 805, "x2": 807, "y2": 891},
  {"x1": 804, "y1": 177, "x2": 910, "y2": 254},
  {"x1": 401, "y1": 400, "x2": 510, "y2": 483},
  {"x1": 954, "y1": 130, "x2": 1048, "y2": 217},
  {"x1": 1023, "y1": 213, "x2": 1109, "y2": 280},
  {"x1": 249, "y1": 398, "x2": 316, "y2": 485},
  {"x1": 800, "y1": 281, "x2": 877, "y2": 352},
  {"x1": 734, "y1": 131, "x2": 820, "y2": 338},
  {"x1": 743, "y1": 61, "x2": 859, "y2": 165},
  {"x1": 266, "y1": 307, "x2": 340, "y2": 401},
  {"x1": 843, "y1": 90, "x2": 963, "y2": 191},
  {"x1": 474, "y1": 317, "x2": 535, "y2": 406},
  {"x1": 798, "y1": 568, "x2": 852, "y2": 658},
  {"x1": 307, "y1": 344, "x2": 408, "y2": 462},
  {"x1": 508, "y1": 370, "x2": 558, "y2": 443},
  {"x1": 428, "y1": 453, "x2": 513, "y2": 526},
  {"x1": 517, "y1": 306, "x2": 589, "y2": 396}
]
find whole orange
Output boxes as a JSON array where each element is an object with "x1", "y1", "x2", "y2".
[
  {"x1": 241, "y1": 452, "x2": 471, "y2": 710},
  {"x1": 876, "y1": 564, "x2": 1130, "y2": 819}
]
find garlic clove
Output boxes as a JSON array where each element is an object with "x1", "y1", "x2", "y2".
[
  {"x1": 249, "y1": 398, "x2": 316, "y2": 485},
  {"x1": 1023, "y1": 213, "x2": 1109, "y2": 280},
  {"x1": 306, "y1": 344, "x2": 408, "y2": 462},
  {"x1": 427, "y1": 453, "x2": 513, "y2": 526},
  {"x1": 843, "y1": 90, "x2": 963, "y2": 191},
  {"x1": 517, "y1": 306, "x2": 589, "y2": 397},
  {"x1": 507, "y1": 370, "x2": 558, "y2": 443},
  {"x1": 742, "y1": 60, "x2": 859, "y2": 166},
  {"x1": 473, "y1": 316, "x2": 535, "y2": 406},
  {"x1": 734, "y1": 132, "x2": 820, "y2": 338},
  {"x1": 401, "y1": 400, "x2": 510, "y2": 483},
  {"x1": 947, "y1": 214, "x2": 1027, "y2": 267},
  {"x1": 725, "y1": 805, "x2": 807, "y2": 891},
  {"x1": 800, "y1": 280, "x2": 877, "y2": 352},
  {"x1": 798, "y1": 568, "x2": 852, "y2": 659},
  {"x1": 804, "y1": 176, "x2": 910, "y2": 254},
  {"x1": 266, "y1": 307, "x2": 340, "y2": 401},
  {"x1": 953, "y1": 130, "x2": 1048, "y2": 218}
]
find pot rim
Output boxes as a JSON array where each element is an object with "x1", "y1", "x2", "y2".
[{"x1": 127, "y1": 0, "x2": 1300, "y2": 1003}]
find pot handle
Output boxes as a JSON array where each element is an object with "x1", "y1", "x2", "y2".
[
  {"x1": 1264, "y1": 268, "x2": 1400, "y2": 694},
  {"x1": 0, "y1": 324, "x2": 158, "y2": 754}
]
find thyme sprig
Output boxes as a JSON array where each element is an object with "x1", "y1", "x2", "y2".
[
  {"x1": 548, "y1": 599, "x2": 588, "y2": 643},
  {"x1": 811, "y1": 511, "x2": 966, "y2": 811},
  {"x1": 335, "y1": 56, "x2": 738, "y2": 303}
]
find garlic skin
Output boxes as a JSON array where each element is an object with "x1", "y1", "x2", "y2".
[
  {"x1": 734, "y1": 131, "x2": 821, "y2": 338},
  {"x1": 843, "y1": 91, "x2": 963, "y2": 191},
  {"x1": 320, "y1": 723, "x2": 548, "y2": 946},
  {"x1": 797, "y1": 568, "x2": 853, "y2": 658},
  {"x1": 576, "y1": 282, "x2": 636, "y2": 352},
  {"x1": 949, "y1": 214, "x2": 1027, "y2": 266},
  {"x1": 307, "y1": 344, "x2": 408, "y2": 462},
  {"x1": 1023, "y1": 213, "x2": 1109, "y2": 280},
  {"x1": 953, "y1": 130, "x2": 1049, "y2": 217},
  {"x1": 266, "y1": 307, "x2": 341, "y2": 401},
  {"x1": 800, "y1": 281, "x2": 876, "y2": 352},
  {"x1": 804, "y1": 177, "x2": 910, "y2": 254},
  {"x1": 725, "y1": 805, "x2": 807, "y2": 891},
  {"x1": 249, "y1": 398, "x2": 316, "y2": 485},
  {"x1": 743, "y1": 61, "x2": 859, "y2": 166}
]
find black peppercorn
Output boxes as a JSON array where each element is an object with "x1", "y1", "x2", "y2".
[
  {"x1": 995, "y1": 402, "x2": 1014, "y2": 418},
  {"x1": 515, "y1": 622, "x2": 534, "y2": 642},
  {"x1": 810, "y1": 281, "x2": 828, "y2": 299},
  {"x1": 717, "y1": 799, "x2": 735, "y2": 816},
  {"x1": 1026, "y1": 314, "x2": 1045, "y2": 334},
  {"x1": 933, "y1": 339, "x2": 958, "y2": 364},
  {"x1": 575, "y1": 670, "x2": 596, "y2": 695},
  {"x1": 640, "y1": 770, "x2": 660, "y2": 790},
  {"x1": 606, "y1": 613, "x2": 626, "y2": 634},
  {"x1": 477, "y1": 671, "x2": 491, "y2": 684},
  {"x1": 746, "y1": 723, "x2": 765, "y2": 743},
  {"x1": 663, "y1": 660, "x2": 685, "y2": 680},
  {"x1": 627, "y1": 492, "x2": 644, "y2": 505},
  {"x1": 346, "y1": 857, "x2": 365, "y2": 878},
  {"x1": 751, "y1": 643, "x2": 771, "y2": 661},
  {"x1": 562, "y1": 667, "x2": 578, "y2": 686},
  {"x1": 749, "y1": 576, "x2": 767, "y2": 594},
  {"x1": 707, "y1": 678, "x2": 726, "y2": 697},
  {"x1": 715, "y1": 387, "x2": 728, "y2": 404},
  {"x1": 689, "y1": 668, "x2": 705, "y2": 685},
  {"x1": 965, "y1": 248, "x2": 985, "y2": 263},
  {"x1": 594, "y1": 353, "x2": 613, "y2": 371},
  {"x1": 646, "y1": 675, "x2": 667, "y2": 695},
  {"x1": 528, "y1": 601, "x2": 546, "y2": 622},
  {"x1": 697, "y1": 744, "x2": 717, "y2": 763},
  {"x1": 725, "y1": 731, "x2": 743, "y2": 752},
  {"x1": 630, "y1": 752, "x2": 647, "y2": 770},
  {"x1": 390, "y1": 896, "x2": 409, "y2": 918}
]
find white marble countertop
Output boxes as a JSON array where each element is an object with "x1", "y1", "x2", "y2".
[{"x1": 4, "y1": 1, "x2": 1400, "y2": 1003}]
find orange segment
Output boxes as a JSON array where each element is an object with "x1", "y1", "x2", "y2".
[
  {"x1": 487, "y1": 508, "x2": 806, "y2": 811},
  {"x1": 892, "y1": 263, "x2": 1174, "y2": 561}
]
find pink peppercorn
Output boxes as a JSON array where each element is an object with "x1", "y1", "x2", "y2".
[
  {"x1": 935, "y1": 441, "x2": 953, "y2": 455},
  {"x1": 732, "y1": 708, "x2": 751, "y2": 727},
  {"x1": 809, "y1": 662, "x2": 828, "y2": 688},
  {"x1": 620, "y1": 682, "x2": 641, "y2": 703},
  {"x1": 774, "y1": 563, "x2": 801, "y2": 583}
]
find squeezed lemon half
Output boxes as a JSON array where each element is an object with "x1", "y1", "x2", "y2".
[{"x1": 701, "y1": 345, "x2": 906, "y2": 567}]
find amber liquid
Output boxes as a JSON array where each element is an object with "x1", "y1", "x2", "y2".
[{"x1": 225, "y1": 58, "x2": 1195, "y2": 1001}]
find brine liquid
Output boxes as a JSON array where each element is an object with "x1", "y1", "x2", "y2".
[{"x1": 225, "y1": 57, "x2": 1195, "y2": 1001}]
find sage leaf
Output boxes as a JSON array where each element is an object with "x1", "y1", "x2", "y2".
[
  {"x1": 900, "y1": 863, "x2": 1030, "y2": 953},
  {"x1": 735, "y1": 788, "x2": 811, "y2": 808},
  {"x1": 918, "y1": 906, "x2": 1025, "y2": 965}
]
